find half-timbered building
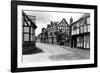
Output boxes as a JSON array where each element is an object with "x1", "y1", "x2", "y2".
[
  {"x1": 38, "y1": 18, "x2": 70, "y2": 46},
  {"x1": 56, "y1": 18, "x2": 70, "y2": 45},
  {"x1": 22, "y1": 11, "x2": 37, "y2": 54},
  {"x1": 71, "y1": 13, "x2": 90, "y2": 49}
]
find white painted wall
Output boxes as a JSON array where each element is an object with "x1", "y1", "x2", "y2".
[{"x1": 0, "y1": 0, "x2": 99, "y2": 73}]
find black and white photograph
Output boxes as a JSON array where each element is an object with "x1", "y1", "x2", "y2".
[
  {"x1": 22, "y1": 10, "x2": 90, "y2": 62},
  {"x1": 11, "y1": 1, "x2": 97, "y2": 72}
]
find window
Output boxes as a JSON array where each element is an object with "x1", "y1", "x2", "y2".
[
  {"x1": 87, "y1": 17, "x2": 90, "y2": 24},
  {"x1": 30, "y1": 27, "x2": 35, "y2": 41},
  {"x1": 71, "y1": 30, "x2": 73, "y2": 35},
  {"x1": 84, "y1": 25, "x2": 87, "y2": 32},
  {"x1": 76, "y1": 23, "x2": 79, "y2": 27},
  {"x1": 80, "y1": 20, "x2": 83, "y2": 26},
  {"x1": 33, "y1": 35, "x2": 35, "y2": 41},
  {"x1": 77, "y1": 37, "x2": 83, "y2": 48},
  {"x1": 31, "y1": 35, "x2": 33, "y2": 41},
  {"x1": 31, "y1": 28, "x2": 33, "y2": 34},
  {"x1": 73, "y1": 25, "x2": 77, "y2": 30},
  {"x1": 24, "y1": 34, "x2": 29, "y2": 41},
  {"x1": 74, "y1": 29, "x2": 77, "y2": 35},
  {"x1": 23, "y1": 26, "x2": 35, "y2": 42},
  {"x1": 87, "y1": 25, "x2": 90, "y2": 32},
  {"x1": 77, "y1": 28, "x2": 79, "y2": 34},
  {"x1": 80, "y1": 27, "x2": 83, "y2": 33},
  {"x1": 77, "y1": 37, "x2": 80, "y2": 47},
  {"x1": 84, "y1": 19, "x2": 87, "y2": 24},
  {"x1": 84, "y1": 35, "x2": 90, "y2": 49},
  {"x1": 24, "y1": 27, "x2": 29, "y2": 32}
]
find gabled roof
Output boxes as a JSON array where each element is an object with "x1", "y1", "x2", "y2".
[
  {"x1": 22, "y1": 11, "x2": 37, "y2": 29},
  {"x1": 71, "y1": 13, "x2": 90, "y2": 26},
  {"x1": 81, "y1": 13, "x2": 90, "y2": 18},
  {"x1": 57, "y1": 18, "x2": 69, "y2": 27},
  {"x1": 48, "y1": 18, "x2": 69, "y2": 29},
  {"x1": 42, "y1": 18, "x2": 69, "y2": 33}
]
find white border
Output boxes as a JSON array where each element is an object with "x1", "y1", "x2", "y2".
[{"x1": 17, "y1": 5, "x2": 94, "y2": 68}]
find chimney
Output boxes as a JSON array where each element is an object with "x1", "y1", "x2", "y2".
[
  {"x1": 42, "y1": 27, "x2": 45, "y2": 31},
  {"x1": 51, "y1": 21, "x2": 53, "y2": 25},
  {"x1": 70, "y1": 16, "x2": 73, "y2": 25},
  {"x1": 50, "y1": 21, "x2": 53, "y2": 28},
  {"x1": 47, "y1": 25, "x2": 50, "y2": 28}
]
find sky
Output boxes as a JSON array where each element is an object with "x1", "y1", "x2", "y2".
[{"x1": 24, "y1": 10, "x2": 84, "y2": 36}]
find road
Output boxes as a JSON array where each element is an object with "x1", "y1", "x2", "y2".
[{"x1": 23, "y1": 42, "x2": 90, "y2": 63}]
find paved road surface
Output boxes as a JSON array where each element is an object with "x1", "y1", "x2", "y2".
[{"x1": 23, "y1": 42, "x2": 90, "y2": 63}]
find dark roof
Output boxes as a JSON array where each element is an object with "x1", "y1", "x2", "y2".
[
  {"x1": 23, "y1": 11, "x2": 37, "y2": 29},
  {"x1": 57, "y1": 18, "x2": 69, "y2": 27},
  {"x1": 44, "y1": 18, "x2": 69, "y2": 32},
  {"x1": 71, "y1": 13, "x2": 90, "y2": 26},
  {"x1": 47, "y1": 18, "x2": 69, "y2": 29}
]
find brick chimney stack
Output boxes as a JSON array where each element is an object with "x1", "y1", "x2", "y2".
[{"x1": 70, "y1": 16, "x2": 73, "y2": 25}]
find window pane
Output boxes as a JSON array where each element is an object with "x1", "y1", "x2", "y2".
[
  {"x1": 73, "y1": 30, "x2": 74, "y2": 35},
  {"x1": 89, "y1": 25, "x2": 90, "y2": 32},
  {"x1": 87, "y1": 25, "x2": 90, "y2": 32},
  {"x1": 24, "y1": 34, "x2": 29, "y2": 41},
  {"x1": 71, "y1": 30, "x2": 73, "y2": 35},
  {"x1": 75, "y1": 30, "x2": 77, "y2": 34},
  {"x1": 30, "y1": 35, "x2": 35, "y2": 41},
  {"x1": 77, "y1": 28, "x2": 79, "y2": 34},
  {"x1": 84, "y1": 35, "x2": 90, "y2": 48},
  {"x1": 74, "y1": 30, "x2": 76, "y2": 35},
  {"x1": 24, "y1": 27, "x2": 29, "y2": 32},
  {"x1": 77, "y1": 37, "x2": 79, "y2": 42},
  {"x1": 84, "y1": 35, "x2": 87, "y2": 41},
  {"x1": 31, "y1": 35, "x2": 33, "y2": 41},
  {"x1": 87, "y1": 17, "x2": 90, "y2": 24},
  {"x1": 31, "y1": 27, "x2": 33, "y2": 34},
  {"x1": 80, "y1": 27, "x2": 83, "y2": 33},
  {"x1": 86, "y1": 43, "x2": 89, "y2": 48},
  {"x1": 77, "y1": 23, "x2": 79, "y2": 27},
  {"x1": 80, "y1": 21, "x2": 83, "y2": 26},
  {"x1": 33, "y1": 35, "x2": 35, "y2": 41},
  {"x1": 84, "y1": 26, "x2": 87, "y2": 32},
  {"x1": 84, "y1": 42, "x2": 86, "y2": 48},
  {"x1": 73, "y1": 25, "x2": 77, "y2": 29},
  {"x1": 84, "y1": 19, "x2": 87, "y2": 24}
]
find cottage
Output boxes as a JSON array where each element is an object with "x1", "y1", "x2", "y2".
[
  {"x1": 22, "y1": 11, "x2": 37, "y2": 54},
  {"x1": 38, "y1": 18, "x2": 70, "y2": 46},
  {"x1": 71, "y1": 13, "x2": 90, "y2": 49}
]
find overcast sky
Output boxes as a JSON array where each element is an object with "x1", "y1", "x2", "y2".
[{"x1": 24, "y1": 10, "x2": 84, "y2": 36}]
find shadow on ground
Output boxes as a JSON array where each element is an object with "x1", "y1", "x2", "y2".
[
  {"x1": 49, "y1": 53, "x2": 90, "y2": 61},
  {"x1": 23, "y1": 47, "x2": 43, "y2": 55}
]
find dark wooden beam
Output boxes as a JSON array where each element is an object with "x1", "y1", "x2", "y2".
[{"x1": 23, "y1": 11, "x2": 37, "y2": 29}]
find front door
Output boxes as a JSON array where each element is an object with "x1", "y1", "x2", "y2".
[
  {"x1": 72, "y1": 39, "x2": 76, "y2": 48},
  {"x1": 76, "y1": 37, "x2": 84, "y2": 48}
]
